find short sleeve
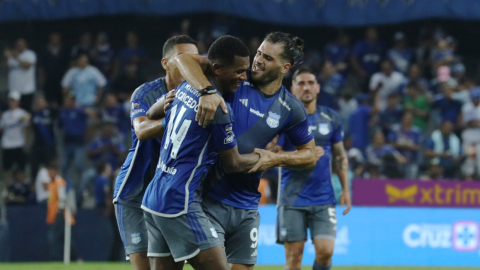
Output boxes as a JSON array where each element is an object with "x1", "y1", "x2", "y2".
[
  {"x1": 331, "y1": 112, "x2": 344, "y2": 144},
  {"x1": 284, "y1": 100, "x2": 313, "y2": 146},
  {"x1": 20, "y1": 51, "x2": 36, "y2": 64},
  {"x1": 61, "y1": 69, "x2": 75, "y2": 87},
  {"x1": 130, "y1": 99, "x2": 149, "y2": 122},
  {"x1": 211, "y1": 106, "x2": 237, "y2": 151},
  {"x1": 369, "y1": 73, "x2": 380, "y2": 91},
  {"x1": 92, "y1": 67, "x2": 107, "y2": 87}
]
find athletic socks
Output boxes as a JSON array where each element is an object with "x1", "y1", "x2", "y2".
[{"x1": 313, "y1": 261, "x2": 331, "y2": 270}]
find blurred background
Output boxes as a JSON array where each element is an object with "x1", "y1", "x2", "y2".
[{"x1": 0, "y1": 0, "x2": 480, "y2": 268}]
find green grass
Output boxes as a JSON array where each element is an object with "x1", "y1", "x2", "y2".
[{"x1": 0, "y1": 263, "x2": 478, "y2": 270}]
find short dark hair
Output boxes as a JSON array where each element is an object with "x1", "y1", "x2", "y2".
[
  {"x1": 292, "y1": 67, "x2": 316, "y2": 82},
  {"x1": 162, "y1": 35, "x2": 197, "y2": 58},
  {"x1": 208, "y1": 35, "x2": 250, "y2": 66},
  {"x1": 264, "y1": 32, "x2": 304, "y2": 66},
  {"x1": 46, "y1": 160, "x2": 58, "y2": 170}
]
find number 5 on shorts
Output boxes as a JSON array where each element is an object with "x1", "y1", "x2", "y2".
[{"x1": 328, "y1": 207, "x2": 337, "y2": 224}]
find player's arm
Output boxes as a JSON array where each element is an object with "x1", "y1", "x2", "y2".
[
  {"x1": 249, "y1": 139, "x2": 318, "y2": 173},
  {"x1": 133, "y1": 117, "x2": 164, "y2": 141},
  {"x1": 146, "y1": 92, "x2": 174, "y2": 120},
  {"x1": 332, "y1": 141, "x2": 351, "y2": 215},
  {"x1": 173, "y1": 53, "x2": 228, "y2": 127},
  {"x1": 219, "y1": 147, "x2": 260, "y2": 173}
]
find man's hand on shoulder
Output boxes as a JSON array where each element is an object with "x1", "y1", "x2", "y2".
[{"x1": 197, "y1": 93, "x2": 228, "y2": 128}]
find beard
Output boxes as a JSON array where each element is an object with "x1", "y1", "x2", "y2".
[{"x1": 251, "y1": 66, "x2": 282, "y2": 87}]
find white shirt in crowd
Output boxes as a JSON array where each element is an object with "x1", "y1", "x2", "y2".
[
  {"x1": 370, "y1": 71, "x2": 406, "y2": 110},
  {"x1": 8, "y1": 49, "x2": 37, "y2": 95},
  {"x1": 462, "y1": 102, "x2": 480, "y2": 124},
  {"x1": 0, "y1": 108, "x2": 29, "y2": 149},
  {"x1": 35, "y1": 167, "x2": 50, "y2": 203}
]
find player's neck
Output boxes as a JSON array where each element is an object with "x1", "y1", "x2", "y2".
[
  {"x1": 165, "y1": 73, "x2": 182, "y2": 91},
  {"x1": 259, "y1": 76, "x2": 283, "y2": 96},
  {"x1": 304, "y1": 100, "x2": 317, "y2": 114},
  {"x1": 205, "y1": 68, "x2": 225, "y2": 95}
]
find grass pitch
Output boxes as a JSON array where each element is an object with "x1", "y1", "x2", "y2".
[{"x1": 0, "y1": 263, "x2": 478, "y2": 270}]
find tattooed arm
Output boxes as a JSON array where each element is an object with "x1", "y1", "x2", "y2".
[{"x1": 332, "y1": 141, "x2": 351, "y2": 215}]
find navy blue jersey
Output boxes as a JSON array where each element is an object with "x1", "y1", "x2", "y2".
[
  {"x1": 278, "y1": 106, "x2": 344, "y2": 207},
  {"x1": 142, "y1": 81, "x2": 237, "y2": 217},
  {"x1": 204, "y1": 80, "x2": 313, "y2": 210},
  {"x1": 113, "y1": 78, "x2": 167, "y2": 207}
]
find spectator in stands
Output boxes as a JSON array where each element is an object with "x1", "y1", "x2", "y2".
[
  {"x1": 406, "y1": 64, "x2": 429, "y2": 93},
  {"x1": 5, "y1": 169, "x2": 30, "y2": 205},
  {"x1": 337, "y1": 89, "x2": 357, "y2": 134},
  {"x1": 432, "y1": 38, "x2": 455, "y2": 70},
  {"x1": 71, "y1": 32, "x2": 94, "y2": 60},
  {"x1": 461, "y1": 90, "x2": 480, "y2": 179},
  {"x1": 366, "y1": 130, "x2": 407, "y2": 178},
  {"x1": 318, "y1": 60, "x2": 344, "y2": 109},
  {"x1": 100, "y1": 93, "x2": 128, "y2": 140},
  {"x1": 30, "y1": 94, "x2": 58, "y2": 182},
  {"x1": 432, "y1": 81, "x2": 463, "y2": 127},
  {"x1": 419, "y1": 163, "x2": 444, "y2": 181},
  {"x1": 59, "y1": 93, "x2": 92, "y2": 184},
  {"x1": 118, "y1": 31, "x2": 148, "y2": 71},
  {"x1": 0, "y1": 91, "x2": 30, "y2": 184},
  {"x1": 379, "y1": 93, "x2": 403, "y2": 137},
  {"x1": 462, "y1": 87, "x2": 480, "y2": 127},
  {"x1": 403, "y1": 82, "x2": 431, "y2": 132},
  {"x1": 351, "y1": 27, "x2": 385, "y2": 79},
  {"x1": 424, "y1": 121, "x2": 463, "y2": 179},
  {"x1": 430, "y1": 65, "x2": 457, "y2": 94},
  {"x1": 323, "y1": 30, "x2": 350, "y2": 72},
  {"x1": 77, "y1": 122, "x2": 126, "y2": 206},
  {"x1": 415, "y1": 29, "x2": 435, "y2": 80},
  {"x1": 344, "y1": 135, "x2": 365, "y2": 177},
  {"x1": 35, "y1": 166, "x2": 51, "y2": 205},
  {"x1": 369, "y1": 59, "x2": 406, "y2": 110},
  {"x1": 39, "y1": 32, "x2": 69, "y2": 106},
  {"x1": 94, "y1": 162, "x2": 112, "y2": 208},
  {"x1": 4, "y1": 38, "x2": 37, "y2": 111},
  {"x1": 61, "y1": 53, "x2": 107, "y2": 108},
  {"x1": 91, "y1": 32, "x2": 115, "y2": 79},
  {"x1": 387, "y1": 31, "x2": 413, "y2": 74},
  {"x1": 113, "y1": 61, "x2": 144, "y2": 103},
  {"x1": 348, "y1": 93, "x2": 380, "y2": 152},
  {"x1": 388, "y1": 111, "x2": 422, "y2": 179}
]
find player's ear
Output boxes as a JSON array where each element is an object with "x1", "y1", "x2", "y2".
[
  {"x1": 316, "y1": 81, "x2": 321, "y2": 94},
  {"x1": 281, "y1": 62, "x2": 291, "y2": 74},
  {"x1": 161, "y1": 58, "x2": 168, "y2": 71},
  {"x1": 212, "y1": 62, "x2": 223, "y2": 75}
]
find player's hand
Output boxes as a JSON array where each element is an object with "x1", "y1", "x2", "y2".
[
  {"x1": 248, "y1": 148, "x2": 278, "y2": 173},
  {"x1": 164, "y1": 90, "x2": 176, "y2": 113},
  {"x1": 197, "y1": 93, "x2": 228, "y2": 128},
  {"x1": 340, "y1": 189, "x2": 352, "y2": 215},
  {"x1": 315, "y1": 146, "x2": 325, "y2": 160},
  {"x1": 264, "y1": 135, "x2": 280, "y2": 153}
]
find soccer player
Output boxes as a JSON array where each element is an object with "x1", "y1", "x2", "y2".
[
  {"x1": 112, "y1": 35, "x2": 198, "y2": 270},
  {"x1": 160, "y1": 32, "x2": 318, "y2": 270},
  {"x1": 142, "y1": 35, "x2": 273, "y2": 270},
  {"x1": 277, "y1": 68, "x2": 352, "y2": 270}
]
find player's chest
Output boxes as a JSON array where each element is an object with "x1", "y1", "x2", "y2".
[{"x1": 308, "y1": 113, "x2": 333, "y2": 146}]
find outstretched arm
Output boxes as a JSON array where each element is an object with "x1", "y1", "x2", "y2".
[
  {"x1": 133, "y1": 116, "x2": 164, "y2": 141},
  {"x1": 249, "y1": 139, "x2": 318, "y2": 173},
  {"x1": 219, "y1": 146, "x2": 260, "y2": 174}
]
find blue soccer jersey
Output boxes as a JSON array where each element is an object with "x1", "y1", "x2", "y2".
[
  {"x1": 113, "y1": 78, "x2": 168, "y2": 207},
  {"x1": 204, "y1": 79, "x2": 313, "y2": 210},
  {"x1": 278, "y1": 106, "x2": 344, "y2": 207},
  {"x1": 141, "y1": 81, "x2": 237, "y2": 217}
]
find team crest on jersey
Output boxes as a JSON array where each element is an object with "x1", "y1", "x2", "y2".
[
  {"x1": 131, "y1": 232, "x2": 141, "y2": 244},
  {"x1": 319, "y1": 123, "x2": 330, "y2": 135},
  {"x1": 132, "y1": 102, "x2": 140, "y2": 109},
  {"x1": 266, "y1": 111, "x2": 281, "y2": 128}
]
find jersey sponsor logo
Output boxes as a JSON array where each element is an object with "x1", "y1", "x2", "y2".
[
  {"x1": 266, "y1": 111, "x2": 281, "y2": 128},
  {"x1": 250, "y1": 108, "x2": 264, "y2": 118},
  {"x1": 131, "y1": 232, "x2": 141, "y2": 244},
  {"x1": 319, "y1": 123, "x2": 330, "y2": 135},
  {"x1": 157, "y1": 161, "x2": 177, "y2": 175},
  {"x1": 278, "y1": 97, "x2": 291, "y2": 111},
  {"x1": 224, "y1": 133, "x2": 235, "y2": 144},
  {"x1": 210, "y1": 227, "x2": 218, "y2": 238},
  {"x1": 240, "y1": 99, "x2": 248, "y2": 107},
  {"x1": 132, "y1": 102, "x2": 140, "y2": 109},
  {"x1": 131, "y1": 109, "x2": 145, "y2": 116}
]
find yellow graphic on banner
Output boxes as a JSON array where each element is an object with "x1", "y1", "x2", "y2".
[{"x1": 386, "y1": 185, "x2": 417, "y2": 203}]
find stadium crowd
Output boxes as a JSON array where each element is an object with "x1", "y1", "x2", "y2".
[{"x1": 1, "y1": 19, "x2": 479, "y2": 208}]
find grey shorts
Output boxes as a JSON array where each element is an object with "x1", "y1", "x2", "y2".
[
  {"x1": 114, "y1": 203, "x2": 148, "y2": 256},
  {"x1": 144, "y1": 208, "x2": 221, "y2": 262},
  {"x1": 276, "y1": 204, "x2": 337, "y2": 244},
  {"x1": 202, "y1": 197, "x2": 260, "y2": 265}
]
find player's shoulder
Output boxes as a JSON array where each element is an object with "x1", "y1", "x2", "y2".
[
  {"x1": 131, "y1": 77, "x2": 167, "y2": 102},
  {"x1": 213, "y1": 103, "x2": 234, "y2": 125},
  {"x1": 317, "y1": 106, "x2": 341, "y2": 122},
  {"x1": 279, "y1": 87, "x2": 304, "y2": 113}
]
